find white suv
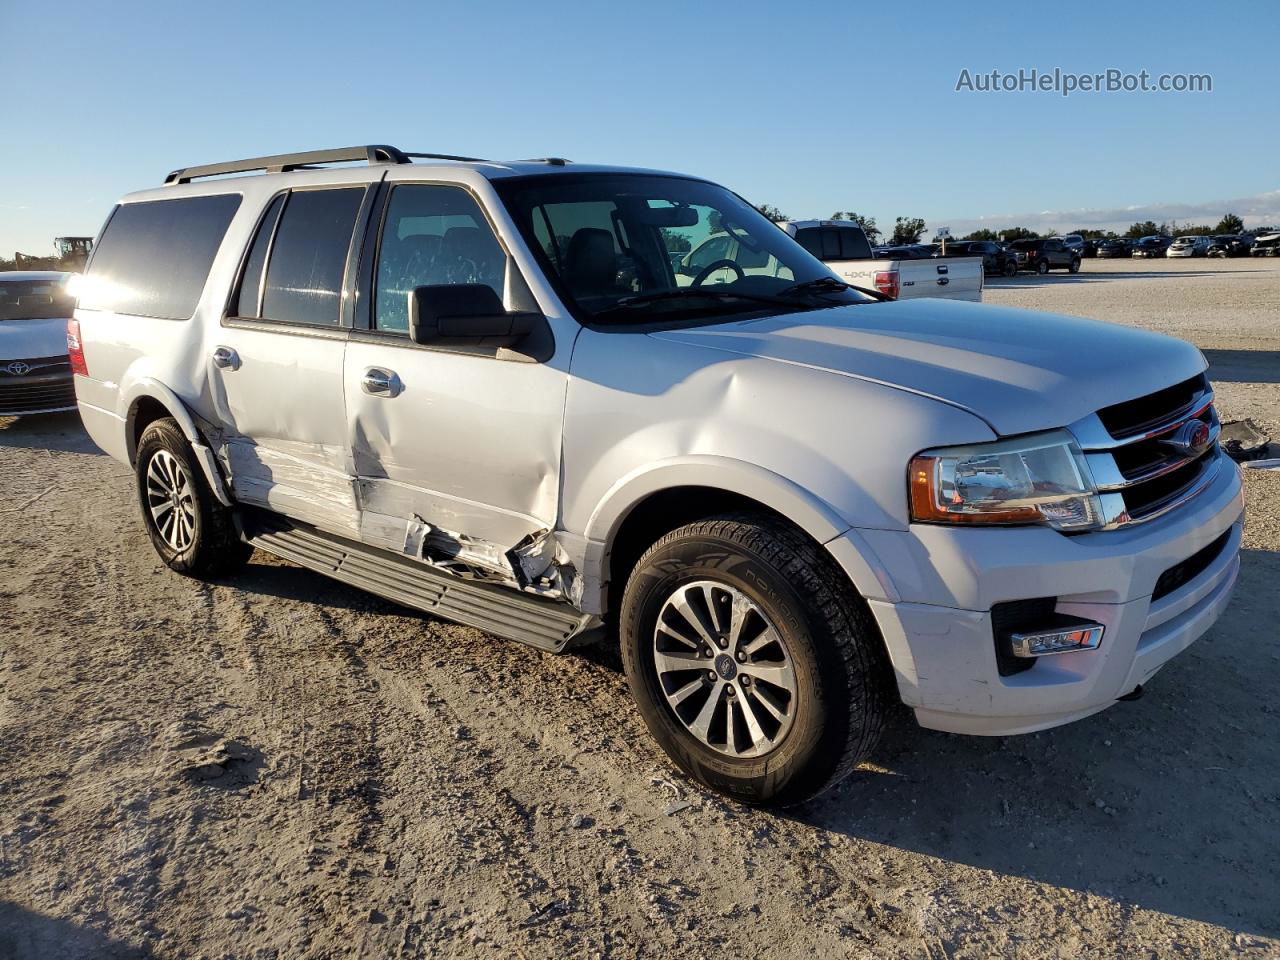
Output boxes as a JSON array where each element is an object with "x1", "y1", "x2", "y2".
[{"x1": 71, "y1": 145, "x2": 1244, "y2": 804}]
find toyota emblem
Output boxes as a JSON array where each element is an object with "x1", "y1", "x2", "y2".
[{"x1": 5, "y1": 361, "x2": 30, "y2": 376}]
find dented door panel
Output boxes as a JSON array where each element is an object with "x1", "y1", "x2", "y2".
[
  {"x1": 343, "y1": 339, "x2": 569, "y2": 589},
  {"x1": 208, "y1": 325, "x2": 357, "y2": 533}
]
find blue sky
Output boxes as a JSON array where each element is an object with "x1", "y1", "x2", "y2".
[{"x1": 2, "y1": 0, "x2": 1277, "y2": 254}]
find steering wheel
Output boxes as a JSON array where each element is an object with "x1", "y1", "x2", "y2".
[{"x1": 691, "y1": 259, "x2": 745, "y2": 286}]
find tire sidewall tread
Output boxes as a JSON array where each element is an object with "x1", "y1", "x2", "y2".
[
  {"x1": 134, "y1": 418, "x2": 249, "y2": 579},
  {"x1": 620, "y1": 513, "x2": 889, "y2": 806}
]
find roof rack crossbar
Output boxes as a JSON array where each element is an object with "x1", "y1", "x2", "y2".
[{"x1": 164, "y1": 144, "x2": 412, "y2": 185}]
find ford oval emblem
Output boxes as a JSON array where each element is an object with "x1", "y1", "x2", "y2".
[{"x1": 1164, "y1": 420, "x2": 1212, "y2": 456}]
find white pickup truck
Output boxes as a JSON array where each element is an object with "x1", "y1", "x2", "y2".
[{"x1": 782, "y1": 220, "x2": 985, "y2": 302}]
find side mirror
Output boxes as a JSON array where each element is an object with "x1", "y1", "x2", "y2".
[{"x1": 408, "y1": 284, "x2": 538, "y2": 346}]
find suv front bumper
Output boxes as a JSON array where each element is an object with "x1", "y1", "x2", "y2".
[{"x1": 837, "y1": 456, "x2": 1244, "y2": 736}]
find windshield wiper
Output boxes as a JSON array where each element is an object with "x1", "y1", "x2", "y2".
[
  {"x1": 777, "y1": 276, "x2": 888, "y2": 301},
  {"x1": 591, "y1": 288, "x2": 800, "y2": 321}
]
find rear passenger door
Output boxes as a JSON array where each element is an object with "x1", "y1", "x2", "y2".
[{"x1": 209, "y1": 183, "x2": 374, "y2": 535}]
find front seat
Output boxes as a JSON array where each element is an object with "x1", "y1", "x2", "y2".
[{"x1": 563, "y1": 228, "x2": 619, "y2": 297}]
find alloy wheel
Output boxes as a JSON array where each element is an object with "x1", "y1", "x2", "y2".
[
  {"x1": 652, "y1": 580, "x2": 797, "y2": 758},
  {"x1": 145, "y1": 449, "x2": 197, "y2": 552}
]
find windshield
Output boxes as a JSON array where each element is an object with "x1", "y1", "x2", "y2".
[
  {"x1": 0, "y1": 277, "x2": 76, "y2": 321},
  {"x1": 494, "y1": 174, "x2": 873, "y2": 324}
]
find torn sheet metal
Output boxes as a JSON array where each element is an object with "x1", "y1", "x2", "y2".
[
  {"x1": 1220, "y1": 419, "x2": 1273, "y2": 464},
  {"x1": 214, "y1": 433, "x2": 360, "y2": 535}
]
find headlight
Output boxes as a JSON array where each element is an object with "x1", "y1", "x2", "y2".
[{"x1": 909, "y1": 430, "x2": 1102, "y2": 531}]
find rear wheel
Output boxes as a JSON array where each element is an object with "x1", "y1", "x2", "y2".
[
  {"x1": 1002, "y1": 260, "x2": 1017, "y2": 277},
  {"x1": 1068, "y1": 257, "x2": 1081, "y2": 273},
  {"x1": 620, "y1": 513, "x2": 890, "y2": 806},
  {"x1": 135, "y1": 418, "x2": 251, "y2": 578},
  {"x1": 1036, "y1": 259, "x2": 1050, "y2": 275}
]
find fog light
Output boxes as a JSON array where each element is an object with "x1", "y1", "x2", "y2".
[{"x1": 1009, "y1": 620, "x2": 1104, "y2": 658}]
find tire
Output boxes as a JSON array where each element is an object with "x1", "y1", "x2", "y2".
[
  {"x1": 1068, "y1": 257, "x2": 1081, "y2": 273},
  {"x1": 1036, "y1": 259, "x2": 1050, "y2": 275},
  {"x1": 1002, "y1": 261, "x2": 1017, "y2": 277},
  {"x1": 135, "y1": 417, "x2": 251, "y2": 578},
  {"x1": 619, "y1": 513, "x2": 890, "y2": 806}
]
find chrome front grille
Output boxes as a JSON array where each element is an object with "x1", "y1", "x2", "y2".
[
  {"x1": 0, "y1": 356, "x2": 76, "y2": 415},
  {"x1": 1071, "y1": 374, "x2": 1223, "y2": 530}
]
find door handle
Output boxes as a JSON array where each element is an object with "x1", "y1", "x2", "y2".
[
  {"x1": 212, "y1": 346, "x2": 240, "y2": 370},
  {"x1": 362, "y1": 367, "x2": 402, "y2": 397}
]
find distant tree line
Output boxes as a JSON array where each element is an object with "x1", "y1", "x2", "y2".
[
  {"x1": 958, "y1": 213, "x2": 1246, "y2": 243},
  {"x1": 749, "y1": 205, "x2": 1251, "y2": 246}
]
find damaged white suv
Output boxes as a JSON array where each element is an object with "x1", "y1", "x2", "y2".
[{"x1": 72, "y1": 145, "x2": 1243, "y2": 804}]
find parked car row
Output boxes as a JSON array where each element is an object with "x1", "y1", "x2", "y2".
[{"x1": 924, "y1": 231, "x2": 1273, "y2": 266}]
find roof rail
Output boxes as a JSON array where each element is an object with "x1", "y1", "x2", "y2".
[
  {"x1": 164, "y1": 144, "x2": 415, "y2": 185},
  {"x1": 403, "y1": 152, "x2": 490, "y2": 163}
]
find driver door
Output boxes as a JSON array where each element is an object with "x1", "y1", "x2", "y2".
[{"x1": 343, "y1": 182, "x2": 569, "y2": 561}]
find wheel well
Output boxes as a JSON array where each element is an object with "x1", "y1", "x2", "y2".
[
  {"x1": 127, "y1": 397, "x2": 174, "y2": 464},
  {"x1": 605, "y1": 486, "x2": 794, "y2": 616}
]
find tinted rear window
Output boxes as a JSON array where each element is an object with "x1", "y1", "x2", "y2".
[
  {"x1": 0, "y1": 278, "x2": 76, "y2": 321},
  {"x1": 1010, "y1": 240, "x2": 1037, "y2": 250},
  {"x1": 80, "y1": 194, "x2": 241, "y2": 319},
  {"x1": 260, "y1": 188, "x2": 363, "y2": 326},
  {"x1": 793, "y1": 227, "x2": 870, "y2": 260}
]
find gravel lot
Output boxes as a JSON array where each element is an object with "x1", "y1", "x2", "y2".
[{"x1": 1, "y1": 257, "x2": 1277, "y2": 959}]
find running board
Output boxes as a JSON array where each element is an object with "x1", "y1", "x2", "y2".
[{"x1": 244, "y1": 514, "x2": 600, "y2": 653}]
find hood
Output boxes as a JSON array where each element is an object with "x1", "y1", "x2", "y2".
[
  {"x1": 648, "y1": 299, "x2": 1205, "y2": 436},
  {"x1": 0, "y1": 316, "x2": 71, "y2": 362}
]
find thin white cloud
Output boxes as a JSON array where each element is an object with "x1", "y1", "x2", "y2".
[{"x1": 931, "y1": 189, "x2": 1280, "y2": 236}]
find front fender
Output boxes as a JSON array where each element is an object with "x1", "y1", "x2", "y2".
[
  {"x1": 586, "y1": 455, "x2": 849, "y2": 548},
  {"x1": 575, "y1": 455, "x2": 899, "y2": 611}
]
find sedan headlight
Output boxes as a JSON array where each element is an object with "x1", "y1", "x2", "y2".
[{"x1": 909, "y1": 430, "x2": 1102, "y2": 531}]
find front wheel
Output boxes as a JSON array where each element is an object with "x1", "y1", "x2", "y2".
[
  {"x1": 1002, "y1": 261, "x2": 1017, "y2": 277},
  {"x1": 1068, "y1": 257, "x2": 1081, "y2": 273},
  {"x1": 1036, "y1": 259, "x2": 1050, "y2": 275},
  {"x1": 620, "y1": 514, "x2": 890, "y2": 806},
  {"x1": 135, "y1": 418, "x2": 252, "y2": 578}
]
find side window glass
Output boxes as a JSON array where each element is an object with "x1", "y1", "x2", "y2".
[
  {"x1": 260, "y1": 188, "x2": 363, "y2": 326},
  {"x1": 79, "y1": 194, "x2": 241, "y2": 320},
  {"x1": 838, "y1": 229, "x2": 871, "y2": 259},
  {"x1": 233, "y1": 194, "x2": 285, "y2": 318},
  {"x1": 374, "y1": 185, "x2": 507, "y2": 333}
]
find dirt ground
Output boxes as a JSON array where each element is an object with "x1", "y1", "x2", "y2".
[{"x1": 1, "y1": 257, "x2": 1277, "y2": 959}]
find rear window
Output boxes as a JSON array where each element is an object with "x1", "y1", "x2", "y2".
[
  {"x1": 0, "y1": 278, "x2": 76, "y2": 321},
  {"x1": 80, "y1": 194, "x2": 241, "y2": 319},
  {"x1": 1010, "y1": 240, "x2": 1038, "y2": 250},
  {"x1": 793, "y1": 227, "x2": 871, "y2": 261}
]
